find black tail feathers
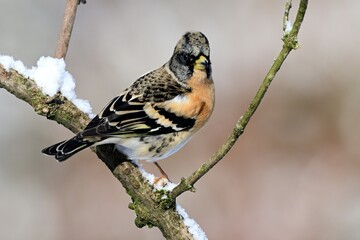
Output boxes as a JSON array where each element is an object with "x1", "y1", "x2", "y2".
[{"x1": 41, "y1": 137, "x2": 94, "y2": 162}]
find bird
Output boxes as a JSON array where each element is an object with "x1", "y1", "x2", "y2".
[{"x1": 42, "y1": 31, "x2": 215, "y2": 178}]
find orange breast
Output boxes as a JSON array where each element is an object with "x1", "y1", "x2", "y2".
[{"x1": 161, "y1": 69, "x2": 215, "y2": 132}]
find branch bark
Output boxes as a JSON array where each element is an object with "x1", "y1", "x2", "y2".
[{"x1": 0, "y1": 0, "x2": 308, "y2": 239}]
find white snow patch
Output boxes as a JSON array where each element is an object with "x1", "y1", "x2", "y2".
[
  {"x1": 176, "y1": 204, "x2": 208, "y2": 240},
  {"x1": 285, "y1": 20, "x2": 293, "y2": 33},
  {"x1": 29, "y1": 56, "x2": 66, "y2": 96},
  {"x1": 0, "y1": 55, "x2": 94, "y2": 117},
  {"x1": 135, "y1": 160, "x2": 156, "y2": 184},
  {"x1": 133, "y1": 160, "x2": 178, "y2": 192},
  {"x1": 0, "y1": 55, "x2": 28, "y2": 74}
]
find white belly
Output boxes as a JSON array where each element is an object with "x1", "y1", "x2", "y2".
[{"x1": 95, "y1": 131, "x2": 192, "y2": 162}]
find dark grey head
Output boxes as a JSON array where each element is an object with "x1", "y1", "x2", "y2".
[{"x1": 169, "y1": 32, "x2": 211, "y2": 82}]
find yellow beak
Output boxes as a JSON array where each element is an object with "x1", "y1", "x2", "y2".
[{"x1": 194, "y1": 55, "x2": 209, "y2": 70}]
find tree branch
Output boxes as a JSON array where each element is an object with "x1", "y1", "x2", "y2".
[
  {"x1": 0, "y1": 67, "x2": 89, "y2": 133},
  {"x1": 171, "y1": 0, "x2": 309, "y2": 199}
]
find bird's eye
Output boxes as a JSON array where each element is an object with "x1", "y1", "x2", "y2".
[
  {"x1": 188, "y1": 55, "x2": 196, "y2": 64},
  {"x1": 176, "y1": 52, "x2": 196, "y2": 66},
  {"x1": 182, "y1": 53, "x2": 190, "y2": 62}
]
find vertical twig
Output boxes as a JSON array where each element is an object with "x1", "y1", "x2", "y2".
[{"x1": 54, "y1": 0, "x2": 83, "y2": 59}]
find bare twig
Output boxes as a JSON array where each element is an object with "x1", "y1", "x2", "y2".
[
  {"x1": 171, "y1": 0, "x2": 309, "y2": 199},
  {"x1": 54, "y1": 0, "x2": 81, "y2": 59}
]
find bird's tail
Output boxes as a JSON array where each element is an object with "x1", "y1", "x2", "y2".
[{"x1": 41, "y1": 137, "x2": 94, "y2": 162}]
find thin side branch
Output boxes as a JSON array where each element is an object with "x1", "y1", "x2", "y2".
[
  {"x1": 54, "y1": 0, "x2": 81, "y2": 59},
  {"x1": 171, "y1": 0, "x2": 309, "y2": 198}
]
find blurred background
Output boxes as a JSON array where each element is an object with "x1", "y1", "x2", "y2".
[{"x1": 1, "y1": 0, "x2": 360, "y2": 239}]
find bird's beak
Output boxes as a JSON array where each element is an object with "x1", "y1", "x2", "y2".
[{"x1": 194, "y1": 55, "x2": 210, "y2": 71}]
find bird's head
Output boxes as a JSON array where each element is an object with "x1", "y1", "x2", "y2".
[{"x1": 169, "y1": 32, "x2": 211, "y2": 82}]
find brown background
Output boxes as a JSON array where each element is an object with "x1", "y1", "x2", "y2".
[{"x1": 1, "y1": 0, "x2": 360, "y2": 239}]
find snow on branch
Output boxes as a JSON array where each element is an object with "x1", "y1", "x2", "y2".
[{"x1": 0, "y1": 55, "x2": 94, "y2": 117}]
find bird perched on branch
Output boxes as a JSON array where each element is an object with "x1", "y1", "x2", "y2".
[{"x1": 42, "y1": 32, "x2": 215, "y2": 178}]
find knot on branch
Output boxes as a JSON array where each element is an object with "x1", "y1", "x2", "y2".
[{"x1": 283, "y1": 34, "x2": 300, "y2": 50}]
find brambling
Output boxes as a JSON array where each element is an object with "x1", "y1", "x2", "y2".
[{"x1": 42, "y1": 32, "x2": 215, "y2": 177}]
